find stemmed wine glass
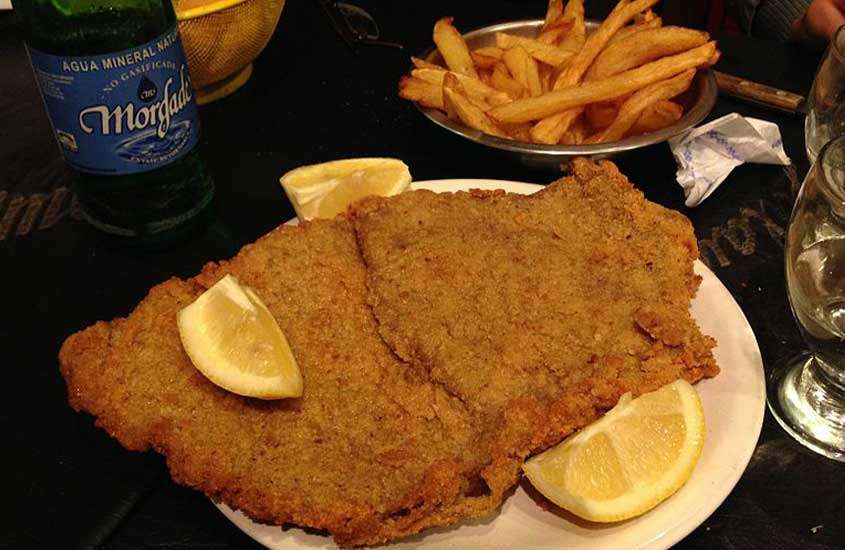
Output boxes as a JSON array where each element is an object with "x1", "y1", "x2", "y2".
[
  {"x1": 806, "y1": 26, "x2": 845, "y2": 163},
  {"x1": 768, "y1": 135, "x2": 845, "y2": 461}
]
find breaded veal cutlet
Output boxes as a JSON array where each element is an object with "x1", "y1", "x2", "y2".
[
  {"x1": 59, "y1": 159, "x2": 718, "y2": 547},
  {"x1": 350, "y1": 159, "x2": 718, "y2": 453}
]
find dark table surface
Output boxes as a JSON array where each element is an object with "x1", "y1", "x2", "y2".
[{"x1": 2, "y1": 1, "x2": 843, "y2": 548}]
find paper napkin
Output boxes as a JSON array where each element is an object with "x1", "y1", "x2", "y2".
[{"x1": 668, "y1": 113, "x2": 791, "y2": 207}]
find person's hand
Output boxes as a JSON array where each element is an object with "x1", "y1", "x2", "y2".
[{"x1": 791, "y1": 0, "x2": 845, "y2": 45}]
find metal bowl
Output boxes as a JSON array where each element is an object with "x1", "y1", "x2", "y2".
[{"x1": 415, "y1": 19, "x2": 717, "y2": 169}]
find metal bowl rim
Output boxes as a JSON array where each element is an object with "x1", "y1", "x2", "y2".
[{"x1": 413, "y1": 19, "x2": 717, "y2": 158}]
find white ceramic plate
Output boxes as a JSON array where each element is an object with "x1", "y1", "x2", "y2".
[{"x1": 216, "y1": 180, "x2": 766, "y2": 550}]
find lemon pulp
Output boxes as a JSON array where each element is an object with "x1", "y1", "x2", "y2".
[
  {"x1": 523, "y1": 379, "x2": 705, "y2": 522},
  {"x1": 280, "y1": 158, "x2": 411, "y2": 220},
  {"x1": 177, "y1": 274, "x2": 303, "y2": 399}
]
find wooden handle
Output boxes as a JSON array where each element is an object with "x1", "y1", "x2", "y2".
[{"x1": 713, "y1": 70, "x2": 805, "y2": 113}]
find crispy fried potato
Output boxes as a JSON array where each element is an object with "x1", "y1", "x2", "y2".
[
  {"x1": 503, "y1": 46, "x2": 543, "y2": 97},
  {"x1": 530, "y1": 108, "x2": 582, "y2": 143},
  {"x1": 411, "y1": 56, "x2": 444, "y2": 70},
  {"x1": 399, "y1": 76, "x2": 444, "y2": 110},
  {"x1": 412, "y1": 68, "x2": 511, "y2": 106},
  {"x1": 586, "y1": 69, "x2": 694, "y2": 143},
  {"x1": 559, "y1": 114, "x2": 586, "y2": 144},
  {"x1": 489, "y1": 41, "x2": 717, "y2": 123},
  {"x1": 474, "y1": 46, "x2": 504, "y2": 59},
  {"x1": 500, "y1": 122, "x2": 533, "y2": 142},
  {"x1": 539, "y1": 64, "x2": 553, "y2": 93},
  {"x1": 635, "y1": 9, "x2": 659, "y2": 25},
  {"x1": 629, "y1": 99, "x2": 683, "y2": 135},
  {"x1": 502, "y1": 48, "x2": 530, "y2": 93},
  {"x1": 559, "y1": 0, "x2": 586, "y2": 52},
  {"x1": 585, "y1": 26, "x2": 710, "y2": 82},
  {"x1": 433, "y1": 17, "x2": 478, "y2": 78},
  {"x1": 607, "y1": 17, "x2": 663, "y2": 46},
  {"x1": 442, "y1": 73, "x2": 508, "y2": 137},
  {"x1": 538, "y1": 16, "x2": 574, "y2": 44},
  {"x1": 607, "y1": 16, "x2": 663, "y2": 46},
  {"x1": 442, "y1": 74, "x2": 459, "y2": 120},
  {"x1": 553, "y1": 0, "x2": 659, "y2": 90},
  {"x1": 524, "y1": 56, "x2": 544, "y2": 98},
  {"x1": 531, "y1": 107, "x2": 585, "y2": 144},
  {"x1": 495, "y1": 33, "x2": 575, "y2": 66},
  {"x1": 491, "y1": 62, "x2": 525, "y2": 99},
  {"x1": 543, "y1": 0, "x2": 564, "y2": 28},
  {"x1": 471, "y1": 52, "x2": 500, "y2": 69},
  {"x1": 585, "y1": 101, "x2": 621, "y2": 129}
]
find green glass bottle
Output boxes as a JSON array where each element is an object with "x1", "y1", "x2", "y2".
[{"x1": 14, "y1": 0, "x2": 214, "y2": 244}]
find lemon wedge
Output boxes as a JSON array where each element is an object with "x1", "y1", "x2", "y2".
[
  {"x1": 177, "y1": 274, "x2": 303, "y2": 400},
  {"x1": 523, "y1": 379, "x2": 705, "y2": 522},
  {"x1": 280, "y1": 158, "x2": 411, "y2": 220}
]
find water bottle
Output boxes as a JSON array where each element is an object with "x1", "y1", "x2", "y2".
[{"x1": 15, "y1": 0, "x2": 214, "y2": 244}]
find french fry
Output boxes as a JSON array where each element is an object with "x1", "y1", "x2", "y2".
[
  {"x1": 471, "y1": 51, "x2": 500, "y2": 69},
  {"x1": 553, "y1": 0, "x2": 659, "y2": 90},
  {"x1": 411, "y1": 68, "x2": 511, "y2": 106},
  {"x1": 543, "y1": 0, "x2": 564, "y2": 29},
  {"x1": 503, "y1": 46, "x2": 543, "y2": 97},
  {"x1": 585, "y1": 101, "x2": 621, "y2": 129},
  {"x1": 538, "y1": 16, "x2": 574, "y2": 44},
  {"x1": 584, "y1": 27, "x2": 710, "y2": 82},
  {"x1": 585, "y1": 69, "x2": 695, "y2": 143},
  {"x1": 707, "y1": 50, "x2": 721, "y2": 65},
  {"x1": 489, "y1": 41, "x2": 718, "y2": 123},
  {"x1": 501, "y1": 122, "x2": 533, "y2": 142},
  {"x1": 530, "y1": 108, "x2": 582, "y2": 143},
  {"x1": 442, "y1": 73, "x2": 508, "y2": 137},
  {"x1": 442, "y1": 74, "x2": 459, "y2": 120},
  {"x1": 629, "y1": 99, "x2": 683, "y2": 135},
  {"x1": 502, "y1": 49, "x2": 529, "y2": 93},
  {"x1": 482, "y1": 88, "x2": 511, "y2": 106},
  {"x1": 539, "y1": 64, "x2": 553, "y2": 93},
  {"x1": 491, "y1": 62, "x2": 525, "y2": 99},
  {"x1": 635, "y1": 9, "x2": 658, "y2": 25},
  {"x1": 474, "y1": 46, "x2": 504, "y2": 59},
  {"x1": 570, "y1": 117, "x2": 587, "y2": 143},
  {"x1": 559, "y1": 0, "x2": 586, "y2": 53},
  {"x1": 524, "y1": 56, "x2": 543, "y2": 98},
  {"x1": 411, "y1": 56, "x2": 444, "y2": 70},
  {"x1": 495, "y1": 33, "x2": 575, "y2": 66},
  {"x1": 433, "y1": 17, "x2": 478, "y2": 78},
  {"x1": 559, "y1": 114, "x2": 586, "y2": 144},
  {"x1": 607, "y1": 16, "x2": 663, "y2": 45},
  {"x1": 399, "y1": 76, "x2": 444, "y2": 110}
]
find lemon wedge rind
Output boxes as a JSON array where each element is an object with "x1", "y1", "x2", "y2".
[
  {"x1": 280, "y1": 158, "x2": 411, "y2": 221},
  {"x1": 523, "y1": 379, "x2": 705, "y2": 523},
  {"x1": 177, "y1": 274, "x2": 303, "y2": 400}
]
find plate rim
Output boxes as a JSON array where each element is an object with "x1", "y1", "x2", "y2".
[{"x1": 217, "y1": 178, "x2": 766, "y2": 550}]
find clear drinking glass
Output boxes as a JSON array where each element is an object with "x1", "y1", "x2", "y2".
[
  {"x1": 806, "y1": 26, "x2": 845, "y2": 163},
  {"x1": 768, "y1": 135, "x2": 845, "y2": 461}
]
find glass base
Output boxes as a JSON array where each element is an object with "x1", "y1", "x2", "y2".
[{"x1": 767, "y1": 352, "x2": 845, "y2": 461}]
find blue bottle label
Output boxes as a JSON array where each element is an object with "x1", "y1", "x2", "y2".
[{"x1": 27, "y1": 24, "x2": 200, "y2": 175}]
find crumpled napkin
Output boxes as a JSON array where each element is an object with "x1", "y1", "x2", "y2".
[{"x1": 668, "y1": 113, "x2": 791, "y2": 207}]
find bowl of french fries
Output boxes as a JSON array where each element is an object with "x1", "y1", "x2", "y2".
[{"x1": 399, "y1": 0, "x2": 720, "y2": 167}]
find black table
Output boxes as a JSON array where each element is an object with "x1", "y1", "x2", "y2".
[{"x1": 2, "y1": 1, "x2": 843, "y2": 548}]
